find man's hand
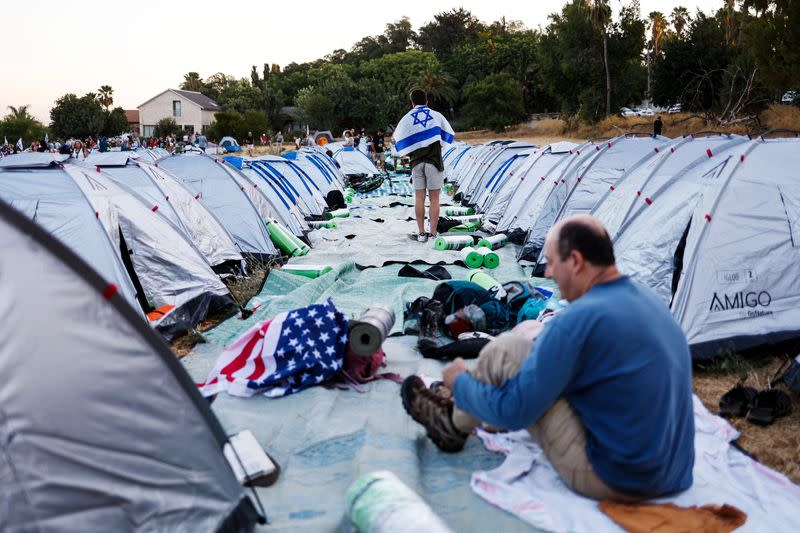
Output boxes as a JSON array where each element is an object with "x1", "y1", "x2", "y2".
[{"x1": 443, "y1": 358, "x2": 468, "y2": 390}]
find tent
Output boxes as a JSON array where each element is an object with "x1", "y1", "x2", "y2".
[
  {"x1": 469, "y1": 144, "x2": 539, "y2": 211},
  {"x1": 84, "y1": 152, "x2": 244, "y2": 271},
  {"x1": 329, "y1": 145, "x2": 381, "y2": 177},
  {"x1": 518, "y1": 134, "x2": 669, "y2": 263},
  {"x1": 219, "y1": 136, "x2": 242, "y2": 153},
  {"x1": 0, "y1": 153, "x2": 140, "y2": 311},
  {"x1": 592, "y1": 133, "x2": 749, "y2": 240},
  {"x1": 282, "y1": 149, "x2": 346, "y2": 197},
  {"x1": 0, "y1": 198, "x2": 260, "y2": 531},
  {"x1": 156, "y1": 152, "x2": 279, "y2": 258},
  {"x1": 314, "y1": 130, "x2": 334, "y2": 145},
  {"x1": 60, "y1": 163, "x2": 235, "y2": 336},
  {"x1": 459, "y1": 142, "x2": 537, "y2": 205},
  {"x1": 671, "y1": 137, "x2": 800, "y2": 357},
  {"x1": 228, "y1": 155, "x2": 327, "y2": 217},
  {"x1": 484, "y1": 142, "x2": 577, "y2": 225}
]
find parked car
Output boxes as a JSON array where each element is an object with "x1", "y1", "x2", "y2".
[
  {"x1": 668, "y1": 103, "x2": 683, "y2": 114},
  {"x1": 620, "y1": 107, "x2": 637, "y2": 117},
  {"x1": 635, "y1": 107, "x2": 655, "y2": 117},
  {"x1": 782, "y1": 91, "x2": 796, "y2": 104}
]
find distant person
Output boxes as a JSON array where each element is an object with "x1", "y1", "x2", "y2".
[
  {"x1": 326, "y1": 149, "x2": 340, "y2": 169},
  {"x1": 71, "y1": 140, "x2": 88, "y2": 160},
  {"x1": 305, "y1": 130, "x2": 316, "y2": 147},
  {"x1": 98, "y1": 136, "x2": 109, "y2": 153},
  {"x1": 275, "y1": 130, "x2": 284, "y2": 153},
  {"x1": 197, "y1": 132, "x2": 207, "y2": 151},
  {"x1": 343, "y1": 130, "x2": 354, "y2": 147},
  {"x1": 260, "y1": 132, "x2": 267, "y2": 146},
  {"x1": 244, "y1": 131, "x2": 255, "y2": 156},
  {"x1": 372, "y1": 129, "x2": 385, "y2": 171},
  {"x1": 654, "y1": 116, "x2": 663, "y2": 137},
  {"x1": 392, "y1": 88, "x2": 454, "y2": 242}
]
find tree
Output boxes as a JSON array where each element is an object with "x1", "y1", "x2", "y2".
[
  {"x1": 217, "y1": 80, "x2": 263, "y2": 113},
  {"x1": 384, "y1": 17, "x2": 417, "y2": 53},
  {"x1": 103, "y1": 107, "x2": 129, "y2": 136},
  {"x1": 250, "y1": 65, "x2": 260, "y2": 87},
  {"x1": 590, "y1": 0, "x2": 612, "y2": 116},
  {"x1": 648, "y1": 11, "x2": 668, "y2": 96},
  {"x1": 0, "y1": 107, "x2": 46, "y2": 145},
  {"x1": 295, "y1": 87, "x2": 335, "y2": 129},
  {"x1": 409, "y1": 68, "x2": 457, "y2": 108},
  {"x1": 50, "y1": 93, "x2": 106, "y2": 139},
  {"x1": 462, "y1": 73, "x2": 526, "y2": 132},
  {"x1": 97, "y1": 85, "x2": 114, "y2": 112},
  {"x1": 6, "y1": 105, "x2": 32, "y2": 119},
  {"x1": 203, "y1": 72, "x2": 237, "y2": 100},
  {"x1": 207, "y1": 110, "x2": 244, "y2": 141},
  {"x1": 670, "y1": 6, "x2": 691, "y2": 39},
  {"x1": 181, "y1": 72, "x2": 205, "y2": 92},
  {"x1": 741, "y1": 0, "x2": 800, "y2": 92},
  {"x1": 242, "y1": 110, "x2": 269, "y2": 137},
  {"x1": 416, "y1": 8, "x2": 486, "y2": 59},
  {"x1": 153, "y1": 117, "x2": 183, "y2": 138}
]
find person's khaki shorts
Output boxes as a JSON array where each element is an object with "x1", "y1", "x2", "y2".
[{"x1": 411, "y1": 162, "x2": 444, "y2": 190}]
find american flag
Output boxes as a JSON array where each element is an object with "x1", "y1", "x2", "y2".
[{"x1": 199, "y1": 298, "x2": 349, "y2": 398}]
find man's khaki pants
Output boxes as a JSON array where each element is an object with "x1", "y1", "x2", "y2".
[{"x1": 452, "y1": 332, "x2": 638, "y2": 501}]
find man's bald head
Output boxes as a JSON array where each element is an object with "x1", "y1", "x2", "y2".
[{"x1": 547, "y1": 214, "x2": 615, "y2": 267}]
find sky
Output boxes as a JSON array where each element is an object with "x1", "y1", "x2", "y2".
[{"x1": 1, "y1": 0, "x2": 722, "y2": 122}]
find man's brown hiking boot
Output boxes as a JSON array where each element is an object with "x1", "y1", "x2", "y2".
[{"x1": 401, "y1": 375, "x2": 468, "y2": 452}]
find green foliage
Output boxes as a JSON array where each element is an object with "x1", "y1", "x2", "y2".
[
  {"x1": 97, "y1": 85, "x2": 114, "y2": 111},
  {"x1": 103, "y1": 107, "x2": 129, "y2": 136},
  {"x1": 207, "y1": 110, "x2": 243, "y2": 141},
  {"x1": 295, "y1": 87, "x2": 335, "y2": 129},
  {"x1": 0, "y1": 107, "x2": 47, "y2": 145},
  {"x1": 416, "y1": 8, "x2": 486, "y2": 59},
  {"x1": 741, "y1": 0, "x2": 800, "y2": 91},
  {"x1": 241, "y1": 109, "x2": 269, "y2": 137},
  {"x1": 50, "y1": 93, "x2": 106, "y2": 139},
  {"x1": 462, "y1": 73, "x2": 525, "y2": 132},
  {"x1": 153, "y1": 117, "x2": 182, "y2": 138},
  {"x1": 181, "y1": 72, "x2": 205, "y2": 92},
  {"x1": 218, "y1": 80, "x2": 263, "y2": 113}
]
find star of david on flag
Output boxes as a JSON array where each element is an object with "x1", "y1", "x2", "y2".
[
  {"x1": 198, "y1": 298, "x2": 349, "y2": 398},
  {"x1": 392, "y1": 105, "x2": 455, "y2": 157},
  {"x1": 411, "y1": 107, "x2": 433, "y2": 128}
]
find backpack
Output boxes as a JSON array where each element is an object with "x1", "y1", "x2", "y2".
[{"x1": 433, "y1": 281, "x2": 510, "y2": 334}]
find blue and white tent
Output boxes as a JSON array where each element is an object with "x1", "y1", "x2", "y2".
[
  {"x1": 328, "y1": 145, "x2": 381, "y2": 177},
  {"x1": 468, "y1": 143, "x2": 539, "y2": 211},
  {"x1": 282, "y1": 149, "x2": 346, "y2": 197},
  {"x1": 235, "y1": 155, "x2": 328, "y2": 217}
]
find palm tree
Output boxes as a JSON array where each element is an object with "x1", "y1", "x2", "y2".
[
  {"x1": 647, "y1": 11, "x2": 668, "y2": 98},
  {"x1": 181, "y1": 72, "x2": 204, "y2": 92},
  {"x1": 410, "y1": 69, "x2": 457, "y2": 108},
  {"x1": 7, "y1": 105, "x2": 31, "y2": 119},
  {"x1": 97, "y1": 85, "x2": 114, "y2": 112},
  {"x1": 670, "y1": 6, "x2": 690, "y2": 40},
  {"x1": 590, "y1": 0, "x2": 612, "y2": 117}
]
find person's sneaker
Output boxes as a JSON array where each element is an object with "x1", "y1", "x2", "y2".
[
  {"x1": 408, "y1": 232, "x2": 428, "y2": 243},
  {"x1": 401, "y1": 375, "x2": 468, "y2": 452}
]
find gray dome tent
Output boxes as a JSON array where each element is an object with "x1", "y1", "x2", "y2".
[{"x1": 0, "y1": 198, "x2": 261, "y2": 531}]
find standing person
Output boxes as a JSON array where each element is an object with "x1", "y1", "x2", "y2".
[
  {"x1": 392, "y1": 88, "x2": 454, "y2": 242},
  {"x1": 343, "y1": 130, "x2": 354, "y2": 147},
  {"x1": 197, "y1": 131, "x2": 207, "y2": 152},
  {"x1": 275, "y1": 130, "x2": 284, "y2": 153},
  {"x1": 98, "y1": 136, "x2": 109, "y2": 153},
  {"x1": 401, "y1": 215, "x2": 695, "y2": 501},
  {"x1": 260, "y1": 132, "x2": 267, "y2": 146},
  {"x1": 372, "y1": 129, "x2": 385, "y2": 171},
  {"x1": 244, "y1": 131, "x2": 255, "y2": 156},
  {"x1": 654, "y1": 116, "x2": 663, "y2": 137}
]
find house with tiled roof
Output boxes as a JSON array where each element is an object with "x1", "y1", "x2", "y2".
[{"x1": 137, "y1": 89, "x2": 221, "y2": 137}]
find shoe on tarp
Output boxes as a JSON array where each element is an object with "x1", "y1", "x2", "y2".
[{"x1": 401, "y1": 375, "x2": 468, "y2": 452}]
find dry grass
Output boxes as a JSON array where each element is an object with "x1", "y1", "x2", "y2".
[
  {"x1": 170, "y1": 266, "x2": 269, "y2": 357},
  {"x1": 694, "y1": 351, "x2": 800, "y2": 484},
  {"x1": 458, "y1": 104, "x2": 800, "y2": 145}
]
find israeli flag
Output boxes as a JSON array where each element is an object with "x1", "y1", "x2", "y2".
[
  {"x1": 45, "y1": 133, "x2": 49, "y2": 143},
  {"x1": 392, "y1": 105, "x2": 454, "y2": 157},
  {"x1": 16, "y1": 138, "x2": 24, "y2": 150},
  {"x1": 3, "y1": 136, "x2": 6, "y2": 146}
]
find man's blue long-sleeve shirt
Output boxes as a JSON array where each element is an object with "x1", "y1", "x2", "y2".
[{"x1": 453, "y1": 276, "x2": 695, "y2": 497}]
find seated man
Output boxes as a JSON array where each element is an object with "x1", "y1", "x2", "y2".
[{"x1": 402, "y1": 214, "x2": 695, "y2": 501}]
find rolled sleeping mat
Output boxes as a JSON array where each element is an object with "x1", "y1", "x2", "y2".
[
  {"x1": 448, "y1": 214, "x2": 483, "y2": 224},
  {"x1": 466, "y1": 269, "x2": 501, "y2": 292},
  {"x1": 477, "y1": 234, "x2": 508, "y2": 250},
  {"x1": 349, "y1": 305, "x2": 396, "y2": 356},
  {"x1": 281, "y1": 264, "x2": 333, "y2": 279},
  {"x1": 433, "y1": 235, "x2": 475, "y2": 251},
  {"x1": 266, "y1": 219, "x2": 304, "y2": 257},
  {"x1": 346, "y1": 470, "x2": 453, "y2": 533},
  {"x1": 445, "y1": 206, "x2": 475, "y2": 216},
  {"x1": 476, "y1": 247, "x2": 500, "y2": 269},
  {"x1": 283, "y1": 223, "x2": 311, "y2": 256},
  {"x1": 308, "y1": 220, "x2": 338, "y2": 229},
  {"x1": 326, "y1": 208, "x2": 351, "y2": 219},
  {"x1": 447, "y1": 220, "x2": 481, "y2": 233},
  {"x1": 460, "y1": 246, "x2": 484, "y2": 269}
]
